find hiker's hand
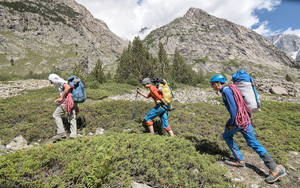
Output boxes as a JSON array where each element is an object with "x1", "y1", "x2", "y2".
[
  {"x1": 227, "y1": 126, "x2": 234, "y2": 131},
  {"x1": 54, "y1": 97, "x2": 63, "y2": 104},
  {"x1": 137, "y1": 89, "x2": 141, "y2": 94}
]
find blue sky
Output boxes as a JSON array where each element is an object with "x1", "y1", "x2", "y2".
[
  {"x1": 75, "y1": 0, "x2": 300, "y2": 40},
  {"x1": 252, "y1": 0, "x2": 300, "y2": 36}
]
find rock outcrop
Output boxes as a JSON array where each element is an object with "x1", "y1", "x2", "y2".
[{"x1": 0, "y1": 0, "x2": 127, "y2": 75}]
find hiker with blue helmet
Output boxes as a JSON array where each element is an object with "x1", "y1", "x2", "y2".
[
  {"x1": 210, "y1": 74, "x2": 286, "y2": 183},
  {"x1": 49, "y1": 74, "x2": 78, "y2": 140},
  {"x1": 137, "y1": 78, "x2": 174, "y2": 136}
]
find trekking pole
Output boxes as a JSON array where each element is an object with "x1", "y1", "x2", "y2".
[{"x1": 130, "y1": 88, "x2": 139, "y2": 124}]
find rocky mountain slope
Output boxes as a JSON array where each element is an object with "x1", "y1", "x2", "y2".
[
  {"x1": 1, "y1": 2, "x2": 300, "y2": 82},
  {"x1": 0, "y1": 0, "x2": 127, "y2": 75},
  {"x1": 144, "y1": 7, "x2": 300, "y2": 80},
  {"x1": 266, "y1": 34, "x2": 300, "y2": 61}
]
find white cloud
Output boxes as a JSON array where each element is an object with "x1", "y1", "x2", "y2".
[
  {"x1": 253, "y1": 21, "x2": 281, "y2": 37},
  {"x1": 283, "y1": 27, "x2": 300, "y2": 37},
  {"x1": 75, "y1": 0, "x2": 282, "y2": 40}
]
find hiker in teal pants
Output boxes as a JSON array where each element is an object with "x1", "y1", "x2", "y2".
[
  {"x1": 144, "y1": 104, "x2": 169, "y2": 130},
  {"x1": 210, "y1": 74, "x2": 286, "y2": 183},
  {"x1": 137, "y1": 78, "x2": 174, "y2": 136}
]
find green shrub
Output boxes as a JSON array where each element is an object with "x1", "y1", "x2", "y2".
[
  {"x1": 0, "y1": 86, "x2": 299, "y2": 187},
  {"x1": 86, "y1": 89, "x2": 109, "y2": 100},
  {"x1": 0, "y1": 134, "x2": 233, "y2": 187},
  {"x1": 126, "y1": 74, "x2": 139, "y2": 86},
  {"x1": 85, "y1": 80, "x2": 100, "y2": 89},
  {"x1": 285, "y1": 74, "x2": 292, "y2": 82}
]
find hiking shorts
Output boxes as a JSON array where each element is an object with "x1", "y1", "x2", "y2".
[{"x1": 144, "y1": 104, "x2": 170, "y2": 130}]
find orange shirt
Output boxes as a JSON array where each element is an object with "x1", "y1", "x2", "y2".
[{"x1": 147, "y1": 85, "x2": 163, "y2": 103}]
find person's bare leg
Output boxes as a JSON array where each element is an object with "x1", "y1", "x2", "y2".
[
  {"x1": 168, "y1": 130, "x2": 174, "y2": 136},
  {"x1": 148, "y1": 125, "x2": 154, "y2": 134}
]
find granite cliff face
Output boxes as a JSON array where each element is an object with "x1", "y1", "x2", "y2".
[
  {"x1": 144, "y1": 8, "x2": 299, "y2": 79},
  {"x1": 266, "y1": 34, "x2": 300, "y2": 61},
  {"x1": 0, "y1": 0, "x2": 127, "y2": 75}
]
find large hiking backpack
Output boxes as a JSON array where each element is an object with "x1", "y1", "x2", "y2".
[
  {"x1": 68, "y1": 75, "x2": 86, "y2": 103},
  {"x1": 152, "y1": 77, "x2": 174, "y2": 108},
  {"x1": 232, "y1": 70, "x2": 261, "y2": 113}
]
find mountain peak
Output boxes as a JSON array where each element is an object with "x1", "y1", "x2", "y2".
[
  {"x1": 144, "y1": 7, "x2": 298, "y2": 79},
  {"x1": 184, "y1": 7, "x2": 212, "y2": 20},
  {"x1": 266, "y1": 34, "x2": 300, "y2": 61}
]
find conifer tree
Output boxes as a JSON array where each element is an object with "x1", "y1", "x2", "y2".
[
  {"x1": 131, "y1": 36, "x2": 156, "y2": 81},
  {"x1": 158, "y1": 42, "x2": 169, "y2": 78},
  {"x1": 116, "y1": 36, "x2": 156, "y2": 82},
  {"x1": 72, "y1": 63, "x2": 85, "y2": 78},
  {"x1": 10, "y1": 58, "x2": 14, "y2": 66},
  {"x1": 115, "y1": 43, "x2": 133, "y2": 83},
  {"x1": 91, "y1": 59, "x2": 106, "y2": 84},
  {"x1": 172, "y1": 47, "x2": 186, "y2": 82},
  {"x1": 172, "y1": 47, "x2": 198, "y2": 85}
]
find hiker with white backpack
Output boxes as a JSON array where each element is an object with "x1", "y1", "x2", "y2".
[
  {"x1": 210, "y1": 73, "x2": 286, "y2": 183},
  {"x1": 137, "y1": 77, "x2": 174, "y2": 136},
  {"x1": 48, "y1": 74, "x2": 85, "y2": 140}
]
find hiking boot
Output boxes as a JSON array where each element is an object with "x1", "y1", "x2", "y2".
[
  {"x1": 52, "y1": 134, "x2": 67, "y2": 140},
  {"x1": 265, "y1": 166, "x2": 287, "y2": 183},
  {"x1": 225, "y1": 160, "x2": 246, "y2": 168}
]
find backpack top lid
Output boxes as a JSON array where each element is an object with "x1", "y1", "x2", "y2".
[
  {"x1": 68, "y1": 75, "x2": 81, "y2": 86},
  {"x1": 232, "y1": 70, "x2": 251, "y2": 83},
  {"x1": 152, "y1": 77, "x2": 166, "y2": 86},
  {"x1": 68, "y1": 75, "x2": 78, "y2": 81}
]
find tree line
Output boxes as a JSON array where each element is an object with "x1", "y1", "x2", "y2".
[
  {"x1": 115, "y1": 36, "x2": 203, "y2": 86},
  {"x1": 74, "y1": 36, "x2": 204, "y2": 89}
]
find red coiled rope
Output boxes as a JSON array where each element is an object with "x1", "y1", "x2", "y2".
[
  {"x1": 229, "y1": 83, "x2": 252, "y2": 130},
  {"x1": 64, "y1": 92, "x2": 73, "y2": 115}
]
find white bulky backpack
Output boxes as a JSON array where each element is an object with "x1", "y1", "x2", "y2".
[{"x1": 232, "y1": 70, "x2": 261, "y2": 113}]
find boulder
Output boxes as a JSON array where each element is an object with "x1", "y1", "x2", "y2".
[
  {"x1": 132, "y1": 182, "x2": 152, "y2": 188},
  {"x1": 6, "y1": 135, "x2": 28, "y2": 150},
  {"x1": 95, "y1": 128, "x2": 105, "y2": 136},
  {"x1": 270, "y1": 86, "x2": 288, "y2": 95}
]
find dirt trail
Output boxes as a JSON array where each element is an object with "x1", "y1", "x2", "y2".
[{"x1": 218, "y1": 150, "x2": 300, "y2": 187}]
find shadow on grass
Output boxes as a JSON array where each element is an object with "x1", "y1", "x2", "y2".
[
  {"x1": 184, "y1": 135, "x2": 231, "y2": 156},
  {"x1": 62, "y1": 116, "x2": 87, "y2": 132},
  {"x1": 245, "y1": 163, "x2": 268, "y2": 178},
  {"x1": 135, "y1": 118, "x2": 166, "y2": 135},
  {"x1": 217, "y1": 155, "x2": 268, "y2": 178}
]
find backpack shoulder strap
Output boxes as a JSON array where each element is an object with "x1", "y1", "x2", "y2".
[{"x1": 221, "y1": 86, "x2": 229, "y2": 101}]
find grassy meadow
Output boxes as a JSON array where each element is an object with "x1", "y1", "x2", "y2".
[{"x1": 0, "y1": 83, "x2": 300, "y2": 187}]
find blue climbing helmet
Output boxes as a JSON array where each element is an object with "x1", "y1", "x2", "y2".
[{"x1": 210, "y1": 74, "x2": 225, "y2": 84}]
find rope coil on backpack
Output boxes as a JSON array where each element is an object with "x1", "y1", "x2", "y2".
[
  {"x1": 65, "y1": 92, "x2": 74, "y2": 115},
  {"x1": 229, "y1": 83, "x2": 252, "y2": 130}
]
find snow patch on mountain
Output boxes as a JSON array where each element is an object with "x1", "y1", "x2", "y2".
[
  {"x1": 292, "y1": 47, "x2": 300, "y2": 59},
  {"x1": 273, "y1": 34, "x2": 281, "y2": 45}
]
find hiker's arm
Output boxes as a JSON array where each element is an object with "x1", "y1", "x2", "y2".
[
  {"x1": 55, "y1": 83, "x2": 71, "y2": 103},
  {"x1": 224, "y1": 91, "x2": 237, "y2": 129},
  {"x1": 137, "y1": 89, "x2": 149, "y2": 98}
]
